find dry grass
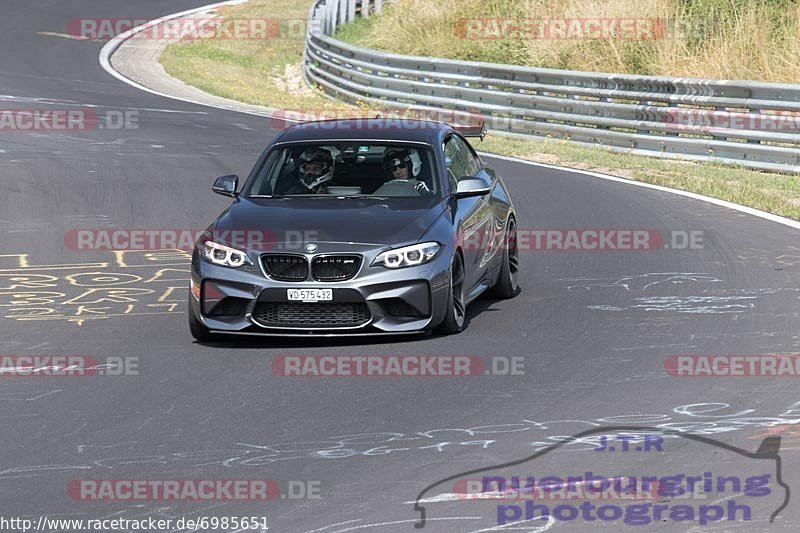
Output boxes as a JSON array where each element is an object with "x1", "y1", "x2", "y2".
[
  {"x1": 160, "y1": 0, "x2": 347, "y2": 111},
  {"x1": 337, "y1": 0, "x2": 800, "y2": 81}
]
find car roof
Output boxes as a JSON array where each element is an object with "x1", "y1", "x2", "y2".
[{"x1": 274, "y1": 118, "x2": 456, "y2": 145}]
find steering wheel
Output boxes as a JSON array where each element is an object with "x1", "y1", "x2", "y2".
[{"x1": 373, "y1": 179, "x2": 422, "y2": 197}]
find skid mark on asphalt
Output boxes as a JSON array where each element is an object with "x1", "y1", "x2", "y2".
[
  {"x1": 592, "y1": 295, "x2": 757, "y2": 314},
  {"x1": 35, "y1": 402, "x2": 800, "y2": 475},
  {"x1": 0, "y1": 390, "x2": 62, "y2": 401},
  {"x1": 0, "y1": 464, "x2": 91, "y2": 479},
  {"x1": 303, "y1": 518, "x2": 485, "y2": 533},
  {"x1": 36, "y1": 31, "x2": 90, "y2": 40},
  {"x1": 561, "y1": 273, "x2": 721, "y2": 292},
  {"x1": 561, "y1": 273, "x2": 800, "y2": 315}
]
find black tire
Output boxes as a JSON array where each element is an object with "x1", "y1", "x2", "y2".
[
  {"x1": 188, "y1": 294, "x2": 213, "y2": 342},
  {"x1": 435, "y1": 252, "x2": 467, "y2": 334},
  {"x1": 489, "y1": 217, "x2": 520, "y2": 299}
]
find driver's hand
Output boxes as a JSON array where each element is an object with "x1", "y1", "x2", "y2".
[{"x1": 414, "y1": 181, "x2": 431, "y2": 194}]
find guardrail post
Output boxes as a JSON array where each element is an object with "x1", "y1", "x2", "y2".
[
  {"x1": 323, "y1": 0, "x2": 331, "y2": 34},
  {"x1": 308, "y1": 16, "x2": 323, "y2": 37},
  {"x1": 328, "y1": 0, "x2": 340, "y2": 34},
  {"x1": 338, "y1": 0, "x2": 347, "y2": 28}
]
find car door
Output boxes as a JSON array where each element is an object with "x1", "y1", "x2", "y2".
[{"x1": 444, "y1": 134, "x2": 496, "y2": 298}]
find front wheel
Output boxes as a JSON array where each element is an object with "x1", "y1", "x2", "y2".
[{"x1": 435, "y1": 253, "x2": 467, "y2": 334}]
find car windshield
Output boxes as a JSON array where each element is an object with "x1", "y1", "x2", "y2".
[{"x1": 243, "y1": 142, "x2": 439, "y2": 198}]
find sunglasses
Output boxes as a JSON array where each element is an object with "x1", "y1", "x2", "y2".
[{"x1": 387, "y1": 159, "x2": 409, "y2": 170}]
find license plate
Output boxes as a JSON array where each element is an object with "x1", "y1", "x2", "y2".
[{"x1": 287, "y1": 288, "x2": 333, "y2": 302}]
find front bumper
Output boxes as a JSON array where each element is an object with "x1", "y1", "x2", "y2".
[{"x1": 190, "y1": 242, "x2": 451, "y2": 335}]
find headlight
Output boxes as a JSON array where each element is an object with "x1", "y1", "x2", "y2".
[
  {"x1": 373, "y1": 242, "x2": 440, "y2": 269},
  {"x1": 201, "y1": 240, "x2": 251, "y2": 268}
]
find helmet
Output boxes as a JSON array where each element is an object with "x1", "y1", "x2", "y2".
[
  {"x1": 298, "y1": 148, "x2": 334, "y2": 190},
  {"x1": 382, "y1": 148, "x2": 420, "y2": 178}
]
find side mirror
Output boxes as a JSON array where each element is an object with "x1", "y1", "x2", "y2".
[
  {"x1": 212, "y1": 175, "x2": 239, "y2": 197},
  {"x1": 453, "y1": 177, "x2": 491, "y2": 198}
]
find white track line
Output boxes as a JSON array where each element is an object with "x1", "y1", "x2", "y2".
[
  {"x1": 99, "y1": 1, "x2": 800, "y2": 231},
  {"x1": 98, "y1": 0, "x2": 289, "y2": 120}
]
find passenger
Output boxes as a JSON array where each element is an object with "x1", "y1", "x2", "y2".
[{"x1": 381, "y1": 148, "x2": 431, "y2": 194}]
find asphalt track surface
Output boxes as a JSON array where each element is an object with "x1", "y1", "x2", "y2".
[{"x1": 1, "y1": 1, "x2": 799, "y2": 532}]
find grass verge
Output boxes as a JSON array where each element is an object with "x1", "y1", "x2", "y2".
[
  {"x1": 334, "y1": 0, "x2": 800, "y2": 83},
  {"x1": 158, "y1": 0, "x2": 800, "y2": 220},
  {"x1": 159, "y1": 0, "x2": 347, "y2": 111}
]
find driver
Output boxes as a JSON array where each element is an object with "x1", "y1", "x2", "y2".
[
  {"x1": 276, "y1": 147, "x2": 335, "y2": 194},
  {"x1": 382, "y1": 148, "x2": 431, "y2": 194}
]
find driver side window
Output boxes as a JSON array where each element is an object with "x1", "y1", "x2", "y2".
[{"x1": 444, "y1": 135, "x2": 481, "y2": 192}]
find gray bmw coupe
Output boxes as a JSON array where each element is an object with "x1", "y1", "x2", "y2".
[{"x1": 188, "y1": 119, "x2": 519, "y2": 340}]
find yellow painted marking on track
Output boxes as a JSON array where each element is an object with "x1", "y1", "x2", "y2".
[
  {"x1": 0, "y1": 263, "x2": 108, "y2": 273},
  {"x1": 114, "y1": 249, "x2": 192, "y2": 268},
  {"x1": 0, "y1": 255, "x2": 30, "y2": 269},
  {"x1": 157, "y1": 286, "x2": 185, "y2": 302},
  {"x1": 16, "y1": 311, "x2": 182, "y2": 321},
  {"x1": 1, "y1": 251, "x2": 189, "y2": 326}
]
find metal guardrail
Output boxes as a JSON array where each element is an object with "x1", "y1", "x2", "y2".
[{"x1": 304, "y1": 0, "x2": 800, "y2": 174}]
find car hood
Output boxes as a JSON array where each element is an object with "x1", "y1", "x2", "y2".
[{"x1": 213, "y1": 197, "x2": 448, "y2": 247}]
